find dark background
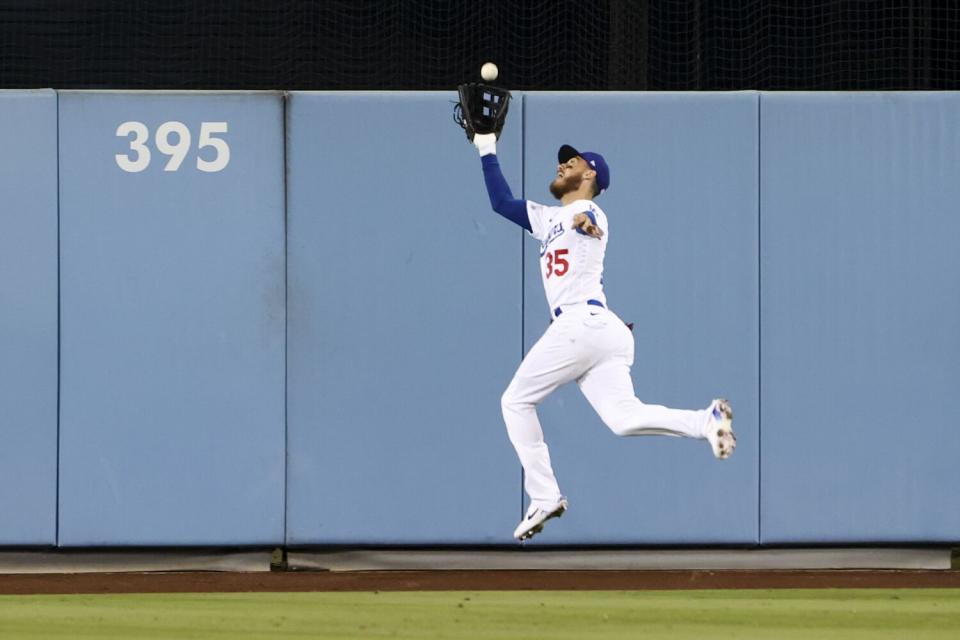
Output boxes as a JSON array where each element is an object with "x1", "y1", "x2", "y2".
[{"x1": 1, "y1": 1, "x2": 957, "y2": 90}]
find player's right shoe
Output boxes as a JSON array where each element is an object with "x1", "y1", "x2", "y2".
[
  {"x1": 513, "y1": 498, "x2": 568, "y2": 541},
  {"x1": 705, "y1": 398, "x2": 736, "y2": 459}
]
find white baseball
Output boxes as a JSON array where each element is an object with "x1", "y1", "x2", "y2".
[{"x1": 481, "y1": 62, "x2": 499, "y2": 82}]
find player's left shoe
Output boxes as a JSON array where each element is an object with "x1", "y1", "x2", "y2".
[
  {"x1": 705, "y1": 398, "x2": 736, "y2": 459},
  {"x1": 513, "y1": 498, "x2": 568, "y2": 541}
]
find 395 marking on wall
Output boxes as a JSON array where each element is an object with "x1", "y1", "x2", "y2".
[{"x1": 115, "y1": 121, "x2": 230, "y2": 173}]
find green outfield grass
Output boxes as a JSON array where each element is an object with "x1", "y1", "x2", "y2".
[{"x1": 1, "y1": 589, "x2": 959, "y2": 639}]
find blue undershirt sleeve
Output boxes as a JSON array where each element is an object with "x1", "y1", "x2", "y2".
[{"x1": 481, "y1": 154, "x2": 531, "y2": 232}]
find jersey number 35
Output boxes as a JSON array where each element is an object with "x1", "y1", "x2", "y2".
[{"x1": 545, "y1": 249, "x2": 569, "y2": 278}]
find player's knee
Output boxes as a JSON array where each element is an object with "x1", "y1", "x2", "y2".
[
  {"x1": 500, "y1": 387, "x2": 517, "y2": 413},
  {"x1": 500, "y1": 385, "x2": 530, "y2": 415}
]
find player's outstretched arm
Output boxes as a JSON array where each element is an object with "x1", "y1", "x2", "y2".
[
  {"x1": 572, "y1": 211, "x2": 604, "y2": 238},
  {"x1": 473, "y1": 133, "x2": 531, "y2": 232}
]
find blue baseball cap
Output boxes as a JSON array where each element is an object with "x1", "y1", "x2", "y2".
[{"x1": 558, "y1": 144, "x2": 610, "y2": 194}]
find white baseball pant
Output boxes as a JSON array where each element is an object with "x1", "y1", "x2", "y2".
[{"x1": 500, "y1": 302, "x2": 711, "y2": 511}]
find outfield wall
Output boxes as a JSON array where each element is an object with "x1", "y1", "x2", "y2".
[
  {"x1": 759, "y1": 92, "x2": 960, "y2": 543},
  {"x1": 0, "y1": 90, "x2": 957, "y2": 546},
  {"x1": 0, "y1": 90, "x2": 59, "y2": 545}
]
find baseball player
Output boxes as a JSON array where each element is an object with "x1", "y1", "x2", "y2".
[{"x1": 470, "y1": 132, "x2": 736, "y2": 542}]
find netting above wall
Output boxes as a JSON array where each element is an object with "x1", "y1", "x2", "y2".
[
  {"x1": 0, "y1": 1, "x2": 957, "y2": 90},
  {"x1": 671, "y1": 1, "x2": 960, "y2": 90}
]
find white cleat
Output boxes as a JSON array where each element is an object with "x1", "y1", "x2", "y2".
[
  {"x1": 513, "y1": 499, "x2": 568, "y2": 541},
  {"x1": 706, "y1": 398, "x2": 736, "y2": 459}
]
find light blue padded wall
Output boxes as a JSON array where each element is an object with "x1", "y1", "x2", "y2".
[
  {"x1": 6, "y1": 88, "x2": 957, "y2": 548},
  {"x1": 57, "y1": 92, "x2": 286, "y2": 545},
  {"x1": 760, "y1": 92, "x2": 960, "y2": 543},
  {"x1": 521, "y1": 92, "x2": 760, "y2": 544},
  {"x1": 285, "y1": 92, "x2": 524, "y2": 544},
  {"x1": 0, "y1": 90, "x2": 59, "y2": 545}
]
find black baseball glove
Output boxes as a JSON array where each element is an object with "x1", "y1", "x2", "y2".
[{"x1": 453, "y1": 83, "x2": 512, "y2": 141}]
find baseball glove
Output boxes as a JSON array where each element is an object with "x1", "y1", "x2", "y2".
[{"x1": 453, "y1": 83, "x2": 512, "y2": 141}]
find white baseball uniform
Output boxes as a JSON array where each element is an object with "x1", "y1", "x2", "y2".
[{"x1": 501, "y1": 197, "x2": 714, "y2": 512}]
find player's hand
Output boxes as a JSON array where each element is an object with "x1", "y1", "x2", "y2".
[
  {"x1": 473, "y1": 132, "x2": 497, "y2": 156},
  {"x1": 573, "y1": 212, "x2": 604, "y2": 238}
]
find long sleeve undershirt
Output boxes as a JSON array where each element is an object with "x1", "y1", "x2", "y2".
[{"x1": 481, "y1": 154, "x2": 531, "y2": 232}]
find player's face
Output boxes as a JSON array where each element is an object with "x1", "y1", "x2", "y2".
[{"x1": 549, "y1": 156, "x2": 594, "y2": 199}]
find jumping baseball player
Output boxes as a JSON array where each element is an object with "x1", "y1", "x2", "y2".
[{"x1": 470, "y1": 132, "x2": 736, "y2": 542}]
